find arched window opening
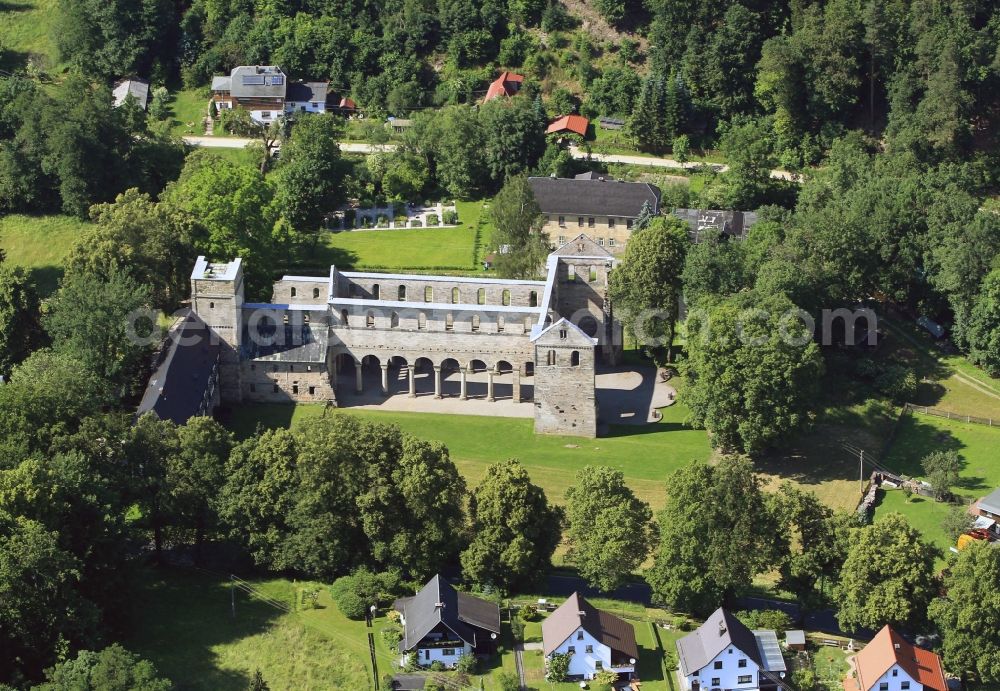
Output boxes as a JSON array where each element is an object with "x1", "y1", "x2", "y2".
[
  {"x1": 477, "y1": 288, "x2": 485, "y2": 305},
  {"x1": 502, "y1": 289, "x2": 510, "y2": 306},
  {"x1": 366, "y1": 311, "x2": 375, "y2": 328},
  {"x1": 497, "y1": 315, "x2": 505, "y2": 332},
  {"x1": 372, "y1": 284, "x2": 380, "y2": 299},
  {"x1": 397, "y1": 285, "x2": 406, "y2": 300},
  {"x1": 424, "y1": 286, "x2": 433, "y2": 302},
  {"x1": 445, "y1": 313, "x2": 454, "y2": 331},
  {"x1": 290, "y1": 287, "x2": 297, "y2": 298},
  {"x1": 529, "y1": 291, "x2": 538, "y2": 307},
  {"x1": 571, "y1": 351, "x2": 580, "y2": 367},
  {"x1": 341, "y1": 309, "x2": 349, "y2": 326},
  {"x1": 546, "y1": 350, "x2": 556, "y2": 366},
  {"x1": 418, "y1": 312, "x2": 427, "y2": 330},
  {"x1": 452, "y1": 287, "x2": 460, "y2": 304},
  {"x1": 313, "y1": 287, "x2": 320, "y2": 298},
  {"x1": 471, "y1": 315, "x2": 480, "y2": 332},
  {"x1": 391, "y1": 311, "x2": 399, "y2": 328}
]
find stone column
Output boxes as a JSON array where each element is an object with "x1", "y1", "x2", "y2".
[
  {"x1": 408, "y1": 365, "x2": 416, "y2": 398},
  {"x1": 433, "y1": 366, "x2": 442, "y2": 399},
  {"x1": 513, "y1": 367, "x2": 521, "y2": 404},
  {"x1": 380, "y1": 364, "x2": 389, "y2": 396},
  {"x1": 487, "y1": 368, "x2": 495, "y2": 402},
  {"x1": 354, "y1": 360, "x2": 363, "y2": 394},
  {"x1": 459, "y1": 367, "x2": 468, "y2": 400}
]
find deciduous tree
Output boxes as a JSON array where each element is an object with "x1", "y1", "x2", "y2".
[
  {"x1": 489, "y1": 175, "x2": 550, "y2": 279},
  {"x1": 834, "y1": 513, "x2": 936, "y2": 632},
  {"x1": 564, "y1": 466, "x2": 653, "y2": 593}
]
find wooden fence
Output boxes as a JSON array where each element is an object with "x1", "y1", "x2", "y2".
[{"x1": 904, "y1": 403, "x2": 998, "y2": 427}]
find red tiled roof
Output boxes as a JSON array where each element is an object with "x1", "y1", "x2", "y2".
[
  {"x1": 483, "y1": 71, "x2": 525, "y2": 102},
  {"x1": 546, "y1": 114, "x2": 589, "y2": 136},
  {"x1": 338, "y1": 97, "x2": 356, "y2": 110},
  {"x1": 848, "y1": 626, "x2": 947, "y2": 691}
]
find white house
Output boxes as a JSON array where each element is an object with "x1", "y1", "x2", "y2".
[
  {"x1": 392, "y1": 575, "x2": 500, "y2": 669},
  {"x1": 210, "y1": 65, "x2": 336, "y2": 124},
  {"x1": 541, "y1": 592, "x2": 638, "y2": 681},
  {"x1": 845, "y1": 625, "x2": 946, "y2": 691},
  {"x1": 676, "y1": 608, "x2": 790, "y2": 691}
]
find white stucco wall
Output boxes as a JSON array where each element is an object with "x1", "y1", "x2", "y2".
[
  {"x1": 548, "y1": 625, "x2": 634, "y2": 680},
  {"x1": 864, "y1": 664, "x2": 920, "y2": 691},
  {"x1": 284, "y1": 100, "x2": 327, "y2": 114},
  {"x1": 681, "y1": 647, "x2": 761, "y2": 690},
  {"x1": 412, "y1": 643, "x2": 472, "y2": 668}
]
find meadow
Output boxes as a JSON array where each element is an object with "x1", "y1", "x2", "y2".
[{"x1": 0, "y1": 213, "x2": 89, "y2": 295}]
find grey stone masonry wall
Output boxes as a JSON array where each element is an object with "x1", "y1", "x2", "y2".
[
  {"x1": 532, "y1": 320, "x2": 598, "y2": 437},
  {"x1": 190, "y1": 257, "x2": 245, "y2": 403}
]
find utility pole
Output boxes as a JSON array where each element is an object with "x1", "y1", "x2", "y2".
[{"x1": 859, "y1": 449, "x2": 865, "y2": 496}]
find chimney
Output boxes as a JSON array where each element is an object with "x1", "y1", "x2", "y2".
[
  {"x1": 719, "y1": 621, "x2": 727, "y2": 636},
  {"x1": 578, "y1": 611, "x2": 586, "y2": 618},
  {"x1": 435, "y1": 602, "x2": 445, "y2": 610}
]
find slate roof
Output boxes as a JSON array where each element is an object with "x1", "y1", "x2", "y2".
[
  {"x1": 393, "y1": 575, "x2": 500, "y2": 652},
  {"x1": 137, "y1": 312, "x2": 220, "y2": 425},
  {"x1": 286, "y1": 81, "x2": 329, "y2": 104},
  {"x1": 849, "y1": 626, "x2": 946, "y2": 691},
  {"x1": 113, "y1": 79, "x2": 150, "y2": 109},
  {"x1": 546, "y1": 114, "x2": 589, "y2": 136},
  {"x1": 541, "y1": 592, "x2": 638, "y2": 660},
  {"x1": 676, "y1": 608, "x2": 763, "y2": 675},
  {"x1": 527, "y1": 176, "x2": 661, "y2": 217},
  {"x1": 229, "y1": 65, "x2": 287, "y2": 99}
]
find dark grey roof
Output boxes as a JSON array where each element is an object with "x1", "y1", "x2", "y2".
[
  {"x1": 528, "y1": 176, "x2": 660, "y2": 217},
  {"x1": 676, "y1": 608, "x2": 763, "y2": 675},
  {"x1": 211, "y1": 76, "x2": 231, "y2": 92},
  {"x1": 137, "y1": 313, "x2": 220, "y2": 425},
  {"x1": 391, "y1": 675, "x2": 426, "y2": 690},
  {"x1": 394, "y1": 575, "x2": 500, "y2": 652},
  {"x1": 980, "y1": 488, "x2": 1000, "y2": 515},
  {"x1": 541, "y1": 592, "x2": 638, "y2": 660},
  {"x1": 113, "y1": 79, "x2": 150, "y2": 109},
  {"x1": 229, "y1": 65, "x2": 287, "y2": 99},
  {"x1": 286, "y1": 81, "x2": 329, "y2": 104},
  {"x1": 672, "y1": 208, "x2": 759, "y2": 241}
]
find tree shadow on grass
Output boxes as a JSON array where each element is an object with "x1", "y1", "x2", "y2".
[
  {"x1": 28, "y1": 265, "x2": 63, "y2": 298},
  {"x1": 0, "y1": 48, "x2": 33, "y2": 73},
  {"x1": 122, "y1": 565, "x2": 285, "y2": 691}
]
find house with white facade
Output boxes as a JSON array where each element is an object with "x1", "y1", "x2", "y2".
[
  {"x1": 676, "y1": 609, "x2": 790, "y2": 691},
  {"x1": 392, "y1": 575, "x2": 500, "y2": 669},
  {"x1": 210, "y1": 65, "x2": 338, "y2": 124},
  {"x1": 541, "y1": 592, "x2": 638, "y2": 681},
  {"x1": 845, "y1": 625, "x2": 946, "y2": 691}
]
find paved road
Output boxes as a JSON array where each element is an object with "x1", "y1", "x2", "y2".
[{"x1": 183, "y1": 135, "x2": 797, "y2": 179}]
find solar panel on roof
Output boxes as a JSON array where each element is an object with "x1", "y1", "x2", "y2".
[{"x1": 242, "y1": 75, "x2": 266, "y2": 85}]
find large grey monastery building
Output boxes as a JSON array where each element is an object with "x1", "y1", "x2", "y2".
[{"x1": 140, "y1": 234, "x2": 622, "y2": 438}]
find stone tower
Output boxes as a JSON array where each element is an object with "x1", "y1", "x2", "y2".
[
  {"x1": 190, "y1": 257, "x2": 244, "y2": 403},
  {"x1": 532, "y1": 318, "x2": 597, "y2": 437}
]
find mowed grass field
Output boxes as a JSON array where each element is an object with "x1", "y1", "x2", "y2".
[
  {"x1": 0, "y1": 0, "x2": 59, "y2": 71},
  {"x1": 316, "y1": 226, "x2": 480, "y2": 272},
  {"x1": 122, "y1": 566, "x2": 519, "y2": 690},
  {"x1": 0, "y1": 213, "x2": 89, "y2": 295},
  {"x1": 874, "y1": 412, "x2": 1000, "y2": 551},
  {"x1": 226, "y1": 397, "x2": 712, "y2": 512}
]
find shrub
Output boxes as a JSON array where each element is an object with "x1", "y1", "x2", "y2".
[
  {"x1": 386, "y1": 609, "x2": 401, "y2": 624},
  {"x1": 672, "y1": 616, "x2": 690, "y2": 631},
  {"x1": 735, "y1": 609, "x2": 793, "y2": 633},
  {"x1": 546, "y1": 652, "x2": 571, "y2": 682},
  {"x1": 410, "y1": 219, "x2": 422, "y2": 227},
  {"x1": 594, "y1": 668, "x2": 619, "y2": 689},
  {"x1": 455, "y1": 653, "x2": 477, "y2": 674},
  {"x1": 497, "y1": 671, "x2": 520, "y2": 691},
  {"x1": 429, "y1": 660, "x2": 446, "y2": 672},
  {"x1": 442, "y1": 209, "x2": 459, "y2": 225},
  {"x1": 792, "y1": 667, "x2": 817, "y2": 691},
  {"x1": 330, "y1": 569, "x2": 400, "y2": 619},
  {"x1": 519, "y1": 604, "x2": 540, "y2": 622},
  {"x1": 381, "y1": 626, "x2": 402, "y2": 649},
  {"x1": 427, "y1": 213, "x2": 440, "y2": 226},
  {"x1": 874, "y1": 364, "x2": 918, "y2": 401}
]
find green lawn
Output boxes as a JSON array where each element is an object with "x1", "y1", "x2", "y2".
[
  {"x1": 314, "y1": 225, "x2": 482, "y2": 273},
  {"x1": 225, "y1": 398, "x2": 711, "y2": 511},
  {"x1": 0, "y1": 213, "x2": 90, "y2": 295},
  {"x1": 122, "y1": 566, "x2": 519, "y2": 690},
  {"x1": 0, "y1": 0, "x2": 59, "y2": 71},
  {"x1": 169, "y1": 88, "x2": 211, "y2": 137},
  {"x1": 873, "y1": 412, "x2": 1000, "y2": 552}
]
